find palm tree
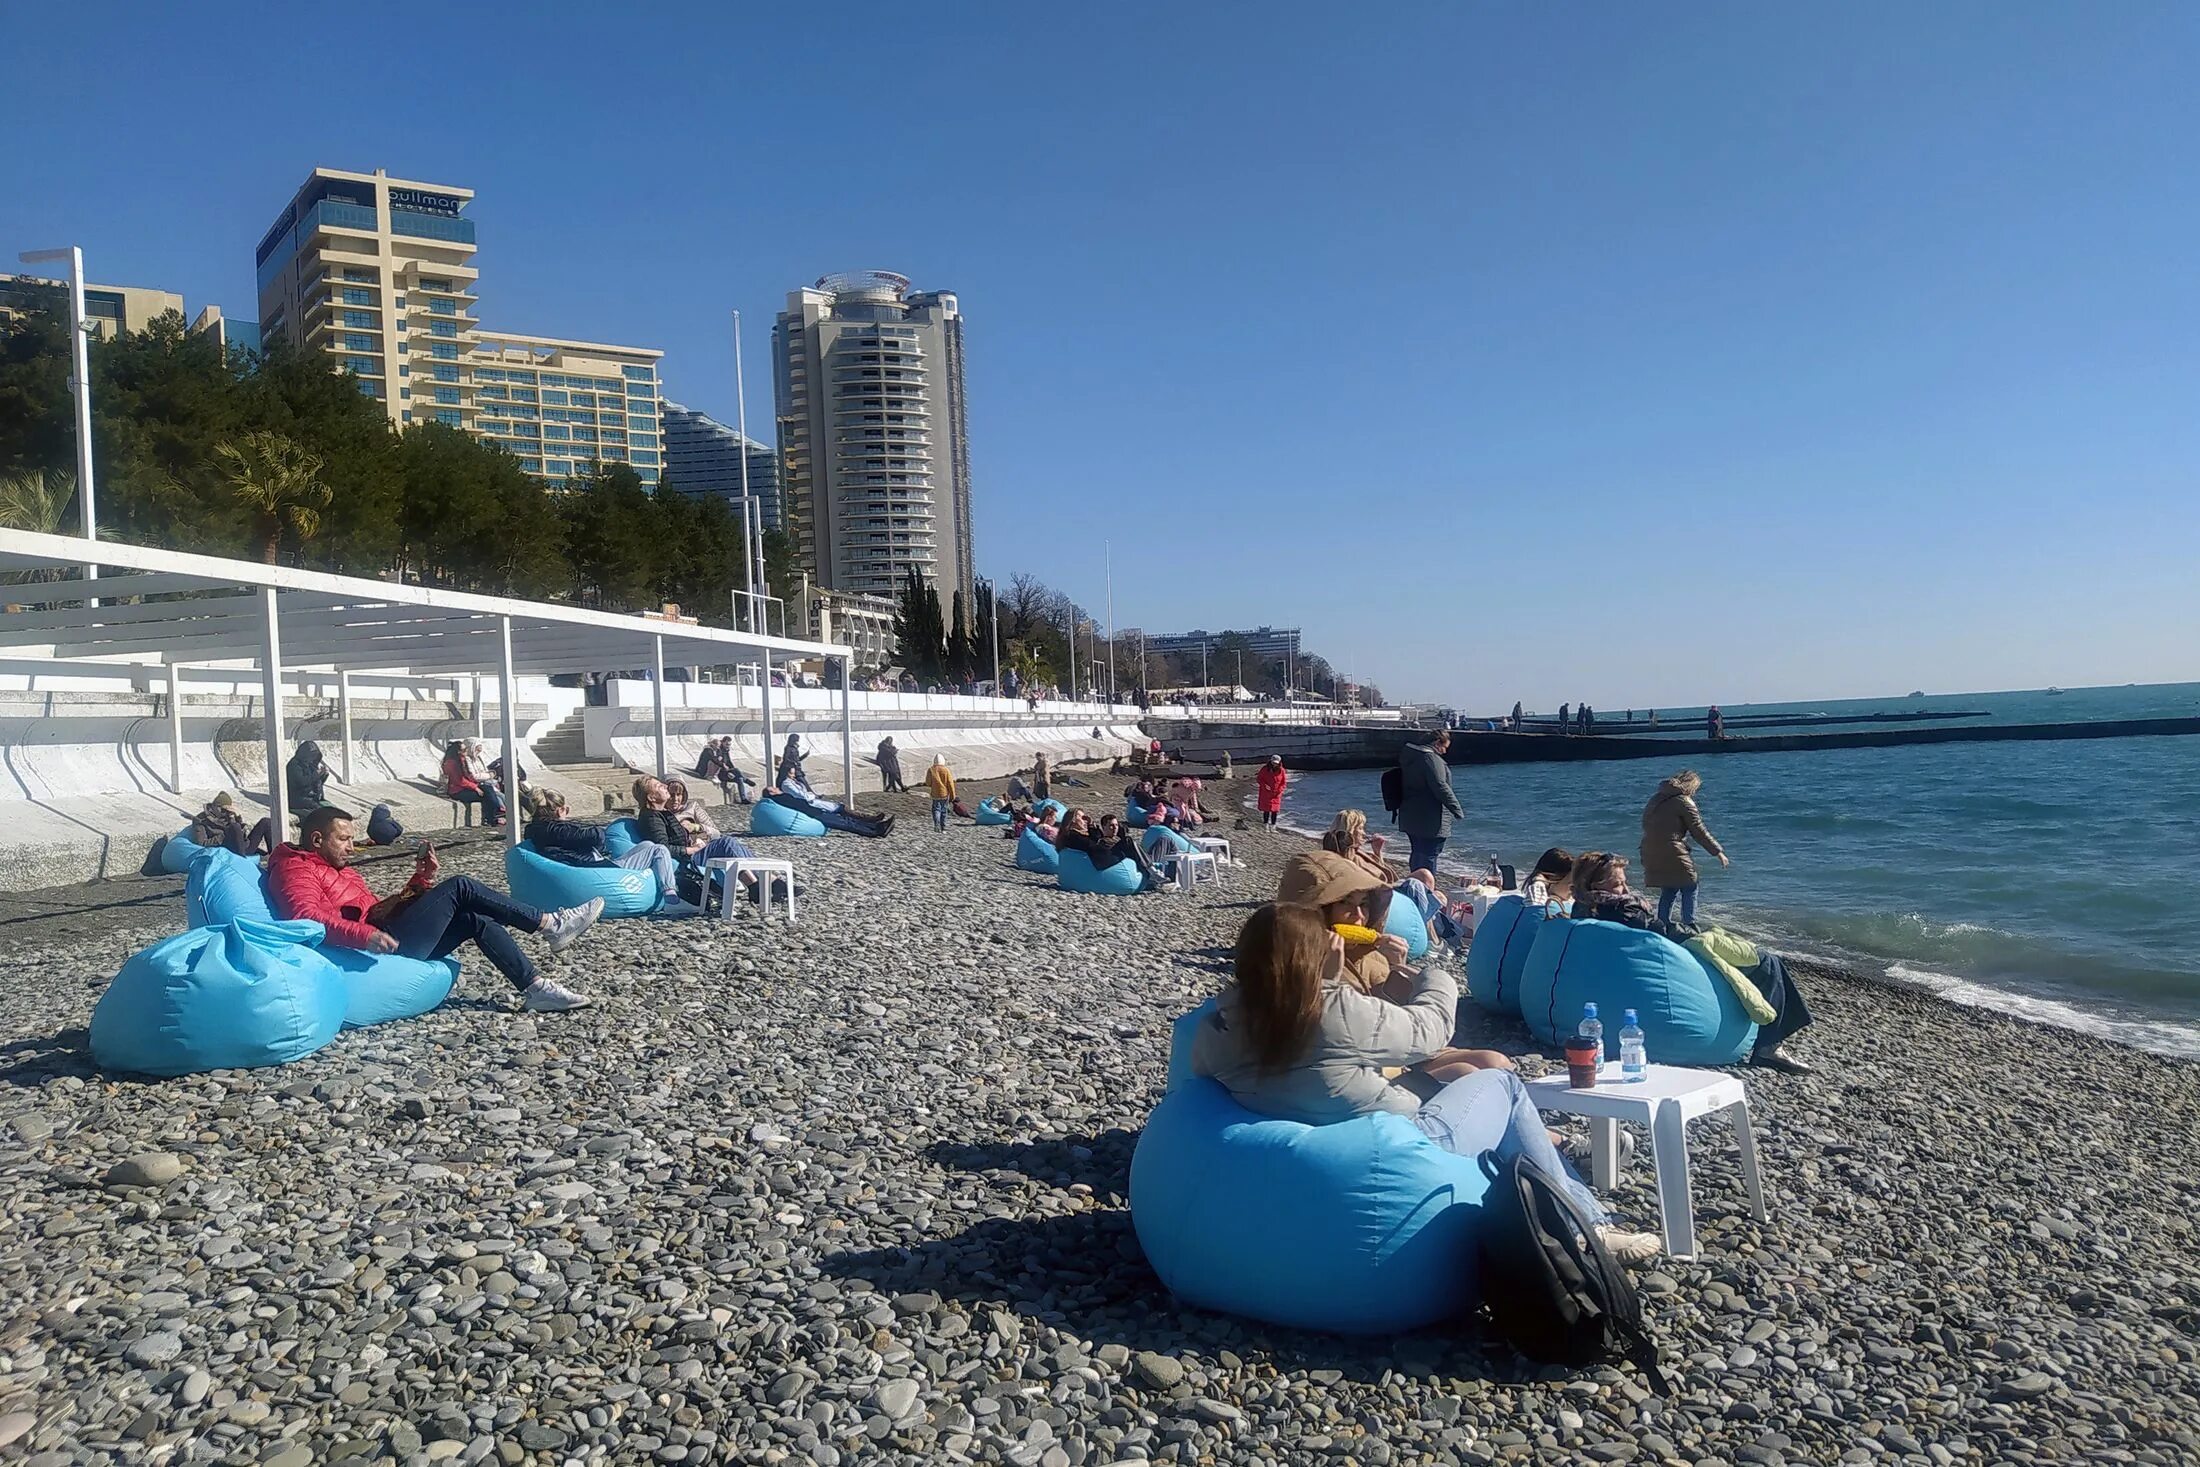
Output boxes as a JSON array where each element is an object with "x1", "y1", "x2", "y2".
[
  {"x1": 216, "y1": 431, "x2": 331, "y2": 564},
  {"x1": 0, "y1": 468, "x2": 78, "y2": 535}
]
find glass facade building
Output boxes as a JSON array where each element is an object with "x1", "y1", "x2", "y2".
[{"x1": 660, "y1": 400, "x2": 780, "y2": 527}]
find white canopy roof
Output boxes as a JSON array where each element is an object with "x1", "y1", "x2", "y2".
[{"x1": 0, "y1": 527, "x2": 846, "y2": 674}]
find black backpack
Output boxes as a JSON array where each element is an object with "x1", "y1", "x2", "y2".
[
  {"x1": 1477, "y1": 1151, "x2": 1671, "y2": 1391},
  {"x1": 1379, "y1": 764, "x2": 1404, "y2": 820}
]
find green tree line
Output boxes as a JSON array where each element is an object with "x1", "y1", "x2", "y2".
[{"x1": 0, "y1": 293, "x2": 790, "y2": 623}]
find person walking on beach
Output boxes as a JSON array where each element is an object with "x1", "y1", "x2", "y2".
[
  {"x1": 270, "y1": 806, "x2": 601, "y2": 1011},
  {"x1": 1255, "y1": 755, "x2": 1288, "y2": 828},
  {"x1": 1640, "y1": 770, "x2": 1727, "y2": 930},
  {"x1": 876, "y1": 736, "x2": 907, "y2": 794},
  {"x1": 925, "y1": 755, "x2": 958, "y2": 831},
  {"x1": 1396, "y1": 729, "x2": 1465, "y2": 875}
]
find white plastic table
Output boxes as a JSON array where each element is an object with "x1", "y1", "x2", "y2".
[
  {"x1": 1191, "y1": 835, "x2": 1234, "y2": 868},
  {"x1": 1524, "y1": 1062, "x2": 1767, "y2": 1260},
  {"x1": 1166, "y1": 849, "x2": 1219, "y2": 892},
  {"x1": 702, "y1": 856, "x2": 797, "y2": 924}
]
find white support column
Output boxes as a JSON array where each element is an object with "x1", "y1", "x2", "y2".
[
  {"x1": 498, "y1": 617, "x2": 521, "y2": 853},
  {"x1": 259, "y1": 589, "x2": 288, "y2": 839},
  {"x1": 473, "y1": 675, "x2": 486, "y2": 739},
  {"x1": 839, "y1": 656, "x2": 854, "y2": 802},
  {"x1": 651, "y1": 634, "x2": 669, "y2": 778},
  {"x1": 760, "y1": 651, "x2": 775, "y2": 784},
  {"x1": 337, "y1": 670, "x2": 355, "y2": 785},
  {"x1": 166, "y1": 660, "x2": 186, "y2": 795}
]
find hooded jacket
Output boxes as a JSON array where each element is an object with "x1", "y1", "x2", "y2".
[
  {"x1": 1640, "y1": 781, "x2": 1725, "y2": 888},
  {"x1": 1191, "y1": 964, "x2": 1458, "y2": 1124},
  {"x1": 925, "y1": 763, "x2": 957, "y2": 800},
  {"x1": 286, "y1": 742, "x2": 328, "y2": 813},
  {"x1": 1254, "y1": 761, "x2": 1288, "y2": 814},
  {"x1": 1396, "y1": 740, "x2": 1464, "y2": 840}
]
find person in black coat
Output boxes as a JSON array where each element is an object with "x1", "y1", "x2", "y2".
[{"x1": 286, "y1": 741, "x2": 329, "y2": 815}]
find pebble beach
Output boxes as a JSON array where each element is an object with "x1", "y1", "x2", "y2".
[{"x1": 1, "y1": 772, "x2": 2197, "y2": 1467}]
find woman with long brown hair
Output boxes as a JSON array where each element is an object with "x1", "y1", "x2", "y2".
[
  {"x1": 1190, "y1": 902, "x2": 1661, "y2": 1262},
  {"x1": 1196, "y1": 906, "x2": 1654, "y2": 1266}
]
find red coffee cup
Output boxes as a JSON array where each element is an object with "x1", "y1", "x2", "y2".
[{"x1": 1564, "y1": 1039, "x2": 1600, "y2": 1089}]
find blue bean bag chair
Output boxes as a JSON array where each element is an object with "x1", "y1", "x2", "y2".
[
  {"x1": 1034, "y1": 799, "x2": 1067, "y2": 823},
  {"x1": 1515, "y1": 917, "x2": 1759, "y2": 1065},
  {"x1": 1130, "y1": 1003, "x2": 1488, "y2": 1334},
  {"x1": 599, "y1": 817, "x2": 643, "y2": 857},
  {"x1": 505, "y1": 842, "x2": 661, "y2": 919},
  {"x1": 1143, "y1": 824, "x2": 1194, "y2": 858},
  {"x1": 1015, "y1": 826, "x2": 1061, "y2": 874},
  {"x1": 1057, "y1": 847, "x2": 1144, "y2": 895},
  {"x1": 974, "y1": 801, "x2": 1013, "y2": 827},
  {"x1": 158, "y1": 827, "x2": 204, "y2": 875},
  {"x1": 1123, "y1": 800, "x2": 1152, "y2": 829},
  {"x1": 184, "y1": 848, "x2": 460, "y2": 1028},
  {"x1": 750, "y1": 800, "x2": 828, "y2": 838},
  {"x1": 1467, "y1": 895, "x2": 1543, "y2": 1015},
  {"x1": 91, "y1": 918, "x2": 349, "y2": 1077},
  {"x1": 1383, "y1": 886, "x2": 1431, "y2": 960}
]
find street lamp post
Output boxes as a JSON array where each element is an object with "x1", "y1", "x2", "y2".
[{"x1": 20, "y1": 246, "x2": 98, "y2": 590}]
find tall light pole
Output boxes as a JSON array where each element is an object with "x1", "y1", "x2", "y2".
[
  {"x1": 1104, "y1": 540, "x2": 1116, "y2": 706},
  {"x1": 983, "y1": 576, "x2": 1001, "y2": 694},
  {"x1": 731, "y1": 309, "x2": 767, "y2": 636},
  {"x1": 1067, "y1": 611, "x2": 1078, "y2": 703},
  {"x1": 20, "y1": 247, "x2": 98, "y2": 591}
]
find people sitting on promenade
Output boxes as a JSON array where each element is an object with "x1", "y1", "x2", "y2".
[
  {"x1": 1255, "y1": 755, "x2": 1288, "y2": 828},
  {"x1": 286, "y1": 741, "x2": 330, "y2": 818},
  {"x1": 876, "y1": 736, "x2": 908, "y2": 794},
  {"x1": 634, "y1": 777, "x2": 766, "y2": 901},
  {"x1": 926, "y1": 755, "x2": 958, "y2": 832},
  {"x1": 271, "y1": 805, "x2": 600, "y2": 1011},
  {"x1": 441, "y1": 740, "x2": 506, "y2": 827},
  {"x1": 1191, "y1": 902, "x2": 1661, "y2": 1263},
  {"x1": 190, "y1": 791, "x2": 271, "y2": 856},
  {"x1": 1569, "y1": 850, "x2": 1814, "y2": 1074},
  {"x1": 766, "y1": 776, "x2": 895, "y2": 838},
  {"x1": 526, "y1": 790, "x2": 704, "y2": 917},
  {"x1": 1057, "y1": 809, "x2": 1165, "y2": 890},
  {"x1": 695, "y1": 737, "x2": 754, "y2": 805},
  {"x1": 1640, "y1": 769, "x2": 1728, "y2": 930}
]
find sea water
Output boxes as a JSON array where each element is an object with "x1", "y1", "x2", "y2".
[{"x1": 1267, "y1": 682, "x2": 2200, "y2": 1058}]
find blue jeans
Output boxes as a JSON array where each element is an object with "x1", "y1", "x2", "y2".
[
  {"x1": 932, "y1": 799, "x2": 951, "y2": 831},
  {"x1": 615, "y1": 840, "x2": 677, "y2": 895},
  {"x1": 1411, "y1": 1069, "x2": 1607, "y2": 1224},
  {"x1": 382, "y1": 874, "x2": 541, "y2": 991},
  {"x1": 455, "y1": 786, "x2": 505, "y2": 824},
  {"x1": 1407, "y1": 834, "x2": 1446, "y2": 874},
  {"x1": 1656, "y1": 884, "x2": 1698, "y2": 927}
]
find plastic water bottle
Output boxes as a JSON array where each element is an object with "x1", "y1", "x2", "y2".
[
  {"x1": 1578, "y1": 1002, "x2": 1603, "y2": 1056},
  {"x1": 1620, "y1": 1008, "x2": 1647, "y2": 1082}
]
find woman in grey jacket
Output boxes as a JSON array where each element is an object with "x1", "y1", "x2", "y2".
[{"x1": 1191, "y1": 902, "x2": 1661, "y2": 1263}]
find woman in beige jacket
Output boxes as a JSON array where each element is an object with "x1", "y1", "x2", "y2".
[{"x1": 1639, "y1": 770, "x2": 1728, "y2": 929}]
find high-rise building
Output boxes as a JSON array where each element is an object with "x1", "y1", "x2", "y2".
[
  {"x1": 660, "y1": 400, "x2": 780, "y2": 527},
  {"x1": 254, "y1": 168, "x2": 478, "y2": 422},
  {"x1": 253, "y1": 166, "x2": 661, "y2": 484},
  {"x1": 471, "y1": 331, "x2": 663, "y2": 486},
  {"x1": 1, "y1": 275, "x2": 184, "y2": 339},
  {"x1": 772, "y1": 272, "x2": 973, "y2": 612}
]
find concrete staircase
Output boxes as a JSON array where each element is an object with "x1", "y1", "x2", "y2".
[{"x1": 531, "y1": 709, "x2": 593, "y2": 765}]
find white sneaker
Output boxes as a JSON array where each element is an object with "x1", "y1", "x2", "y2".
[
  {"x1": 540, "y1": 897, "x2": 605, "y2": 954},
  {"x1": 519, "y1": 976, "x2": 592, "y2": 1012},
  {"x1": 655, "y1": 896, "x2": 706, "y2": 919},
  {"x1": 1595, "y1": 1227, "x2": 1663, "y2": 1265}
]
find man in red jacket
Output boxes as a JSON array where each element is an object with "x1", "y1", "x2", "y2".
[{"x1": 269, "y1": 806, "x2": 601, "y2": 1012}]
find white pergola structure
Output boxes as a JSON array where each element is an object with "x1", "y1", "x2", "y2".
[{"x1": 0, "y1": 527, "x2": 851, "y2": 847}]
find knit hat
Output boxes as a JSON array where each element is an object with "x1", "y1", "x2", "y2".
[
  {"x1": 1277, "y1": 851, "x2": 1388, "y2": 909},
  {"x1": 211, "y1": 791, "x2": 233, "y2": 809}
]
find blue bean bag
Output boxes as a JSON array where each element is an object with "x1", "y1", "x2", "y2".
[
  {"x1": 505, "y1": 842, "x2": 661, "y2": 919},
  {"x1": 184, "y1": 848, "x2": 463, "y2": 1028},
  {"x1": 1130, "y1": 1005, "x2": 1488, "y2": 1333},
  {"x1": 1143, "y1": 824, "x2": 1194, "y2": 858},
  {"x1": 1123, "y1": 800, "x2": 1152, "y2": 829},
  {"x1": 1015, "y1": 826, "x2": 1061, "y2": 874},
  {"x1": 91, "y1": 918, "x2": 349, "y2": 1077},
  {"x1": 1466, "y1": 895, "x2": 1543, "y2": 1015},
  {"x1": 1516, "y1": 917, "x2": 1759, "y2": 1065},
  {"x1": 1034, "y1": 799, "x2": 1067, "y2": 822},
  {"x1": 750, "y1": 800, "x2": 828, "y2": 838},
  {"x1": 158, "y1": 827, "x2": 204, "y2": 875},
  {"x1": 599, "y1": 817, "x2": 643, "y2": 857},
  {"x1": 1057, "y1": 847, "x2": 1144, "y2": 895},
  {"x1": 974, "y1": 802, "x2": 1013, "y2": 827},
  {"x1": 1383, "y1": 886, "x2": 1431, "y2": 960}
]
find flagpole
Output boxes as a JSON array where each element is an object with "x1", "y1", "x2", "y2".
[{"x1": 1105, "y1": 540, "x2": 1116, "y2": 705}]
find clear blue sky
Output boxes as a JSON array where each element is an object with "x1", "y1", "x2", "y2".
[{"x1": 5, "y1": 2, "x2": 2195, "y2": 709}]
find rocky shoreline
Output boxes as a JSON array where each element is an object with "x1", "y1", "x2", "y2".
[{"x1": 1, "y1": 772, "x2": 2197, "y2": 1465}]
